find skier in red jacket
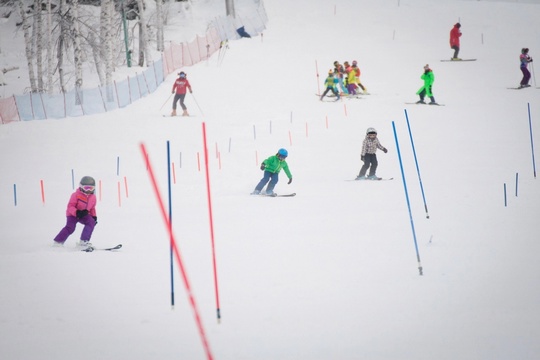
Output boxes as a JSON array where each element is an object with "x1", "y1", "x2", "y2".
[
  {"x1": 449, "y1": 23, "x2": 462, "y2": 60},
  {"x1": 171, "y1": 71, "x2": 193, "y2": 116}
]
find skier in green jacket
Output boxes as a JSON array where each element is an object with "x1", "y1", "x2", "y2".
[
  {"x1": 416, "y1": 64, "x2": 437, "y2": 104},
  {"x1": 251, "y1": 148, "x2": 293, "y2": 196}
]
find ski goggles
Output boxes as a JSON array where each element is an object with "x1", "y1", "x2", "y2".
[{"x1": 81, "y1": 185, "x2": 95, "y2": 194}]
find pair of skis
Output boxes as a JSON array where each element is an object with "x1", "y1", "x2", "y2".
[
  {"x1": 253, "y1": 193, "x2": 296, "y2": 197},
  {"x1": 81, "y1": 244, "x2": 122, "y2": 252}
]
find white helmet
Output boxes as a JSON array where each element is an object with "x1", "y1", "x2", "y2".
[{"x1": 366, "y1": 127, "x2": 377, "y2": 135}]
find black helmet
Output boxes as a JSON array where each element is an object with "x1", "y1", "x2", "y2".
[{"x1": 79, "y1": 176, "x2": 96, "y2": 194}]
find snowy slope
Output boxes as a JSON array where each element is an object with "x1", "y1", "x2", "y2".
[{"x1": 1, "y1": 0, "x2": 540, "y2": 359}]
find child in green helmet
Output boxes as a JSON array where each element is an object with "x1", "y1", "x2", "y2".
[{"x1": 252, "y1": 149, "x2": 293, "y2": 196}]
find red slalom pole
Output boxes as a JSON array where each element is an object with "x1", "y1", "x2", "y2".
[
  {"x1": 139, "y1": 143, "x2": 214, "y2": 360},
  {"x1": 201, "y1": 122, "x2": 222, "y2": 323},
  {"x1": 315, "y1": 60, "x2": 321, "y2": 96},
  {"x1": 40, "y1": 179, "x2": 45, "y2": 204}
]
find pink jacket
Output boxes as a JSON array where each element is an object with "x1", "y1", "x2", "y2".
[{"x1": 65, "y1": 188, "x2": 97, "y2": 217}]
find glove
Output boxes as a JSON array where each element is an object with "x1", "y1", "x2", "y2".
[
  {"x1": 288, "y1": 178, "x2": 293, "y2": 184},
  {"x1": 383, "y1": 148, "x2": 388, "y2": 153},
  {"x1": 361, "y1": 155, "x2": 365, "y2": 161},
  {"x1": 76, "y1": 210, "x2": 89, "y2": 219},
  {"x1": 93, "y1": 216, "x2": 98, "y2": 225},
  {"x1": 260, "y1": 163, "x2": 266, "y2": 170}
]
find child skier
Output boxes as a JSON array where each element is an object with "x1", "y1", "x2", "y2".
[
  {"x1": 519, "y1": 48, "x2": 533, "y2": 88},
  {"x1": 251, "y1": 148, "x2": 293, "y2": 196},
  {"x1": 53, "y1": 176, "x2": 98, "y2": 247},
  {"x1": 352, "y1": 60, "x2": 368, "y2": 94},
  {"x1": 416, "y1": 64, "x2": 437, "y2": 104},
  {"x1": 333, "y1": 61, "x2": 348, "y2": 95},
  {"x1": 171, "y1": 71, "x2": 193, "y2": 116},
  {"x1": 320, "y1": 70, "x2": 340, "y2": 101},
  {"x1": 344, "y1": 61, "x2": 358, "y2": 95},
  {"x1": 356, "y1": 128, "x2": 388, "y2": 180}
]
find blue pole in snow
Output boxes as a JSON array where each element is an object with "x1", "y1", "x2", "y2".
[
  {"x1": 527, "y1": 103, "x2": 536, "y2": 178},
  {"x1": 404, "y1": 109, "x2": 430, "y2": 219},
  {"x1": 13, "y1": 184, "x2": 17, "y2": 206},
  {"x1": 392, "y1": 121, "x2": 423, "y2": 276},
  {"x1": 167, "y1": 141, "x2": 175, "y2": 308}
]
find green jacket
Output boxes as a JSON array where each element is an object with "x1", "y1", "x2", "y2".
[
  {"x1": 416, "y1": 70, "x2": 434, "y2": 96},
  {"x1": 263, "y1": 155, "x2": 292, "y2": 179}
]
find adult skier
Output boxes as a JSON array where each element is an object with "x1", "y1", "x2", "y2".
[
  {"x1": 450, "y1": 23, "x2": 462, "y2": 60},
  {"x1": 171, "y1": 71, "x2": 193, "y2": 116}
]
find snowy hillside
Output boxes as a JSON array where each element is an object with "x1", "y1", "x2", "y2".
[{"x1": 1, "y1": 0, "x2": 540, "y2": 359}]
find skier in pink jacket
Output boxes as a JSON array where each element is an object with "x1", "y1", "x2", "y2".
[{"x1": 53, "y1": 176, "x2": 98, "y2": 248}]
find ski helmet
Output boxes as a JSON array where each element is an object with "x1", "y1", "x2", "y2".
[
  {"x1": 79, "y1": 176, "x2": 96, "y2": 194},
  {"x1": 277, "y1": 148, "x2": 288, "y2": 158},
  {"x1": 328, "y1": 69, "x2": 334, "y2": 75},
  {"x1": 352, "y1": 60, "x2": 358, "y2": 66},
  {"x1": 178, "y1": 71, "x2": 186, "y2": 78},
  {"x1": 366, "y1": 127, "x2": 377, "y2": 135}
]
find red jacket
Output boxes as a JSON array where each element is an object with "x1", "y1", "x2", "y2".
[
  {"x1": 172, "y1": 78, "x2": 192, "y2": 94},
  {"x1": 450, "y1": 25, "x2": 461, "y2": 47}
]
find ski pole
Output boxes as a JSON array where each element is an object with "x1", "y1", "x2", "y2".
[
  {"x1": 160, "y1": 92, "x2": 173, "y2": 111},
  {"x1": 191, "y1": 93, "x2": 205, "y2": 116},
  {"x1": 530, "y1": 61, "x2": 536, "y2": 87}
]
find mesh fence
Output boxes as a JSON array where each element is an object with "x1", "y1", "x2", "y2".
[{"x1": 0, "y1": 4, "x2": 266, "y2": 124}]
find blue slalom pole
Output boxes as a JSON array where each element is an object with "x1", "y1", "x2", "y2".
[
  {"x1": 404, "y1": 109, "x2": 430, "y2": 219},
  {"x1": 167, "y1": 141, "x2": 175, "y2": 308},
  {"x1": 527, "y1": 103, "x2": 536, "y2": 178},
  {"x1": 392, "y1": 121, "x2": 423, "y2": 275}
]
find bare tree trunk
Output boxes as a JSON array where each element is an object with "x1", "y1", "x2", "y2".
[
  {"x1": 17, "y1": 0, "x2": 37, "y2": 92},
  {"x1": 34, "y1": 0, "x2": 44, "y2": 91},
  {"x1": 88, "y1": 31, "x2": 105, "y2": 87},
  {"x1": 57, "y1": 0, "x2": 69, "y2": 93},
  {"x1": 156, "y1": 0, "x2": 164, "y2": 52},
  {"x1": 72, "y1": 0, "x2": 82, "y2": 89},
  {"x1": 225, "y1": 0, "x2": 235, "y2": 17},
  {"x1": 136, "y1": 0, "x2": 151, "y2": 67},
  {"x1": 101, "y1": 0, "x2": 114, "y2": 101},
  {"x1": 46, "y1": 0, "x2": 54, "y2": 93}
]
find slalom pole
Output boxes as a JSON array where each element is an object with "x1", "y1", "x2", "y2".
[
  {"x1": 167, "y1": 141, "x2": 175, "y2": 308},
  {"x1": 140, "y1": 143, "x2": 214, "y2": 360},
  {"x1": 392, "y1": 121, "x2": 423, "y2": 276},
  {"x1": 191, "y1": 93, "x2": 205, "y2": 117},
  {"x1": 201, "y1": 122, "x2": 221, "y2": 322},
  {"x1": 527, "y1": 102, "x2": 537, "y2": 178},
  {"x1": 404, "y1": 109, "x2": 430, "y2": 218},
  {"x1": 315, "y1": 60, "x2": 321, "y2": 96}
]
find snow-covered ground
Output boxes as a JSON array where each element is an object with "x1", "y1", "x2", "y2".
[{"x1": 1, "y1": 0, "x2": 539, "y2": 359}]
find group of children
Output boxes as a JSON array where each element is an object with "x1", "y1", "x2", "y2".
[{"x1": 320, "y1": 60, "x2": 369, "y2": 101}]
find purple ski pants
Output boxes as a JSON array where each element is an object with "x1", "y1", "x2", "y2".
[{"x1": 54, "y1": 215, "x2": 96, "y2": 244}]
